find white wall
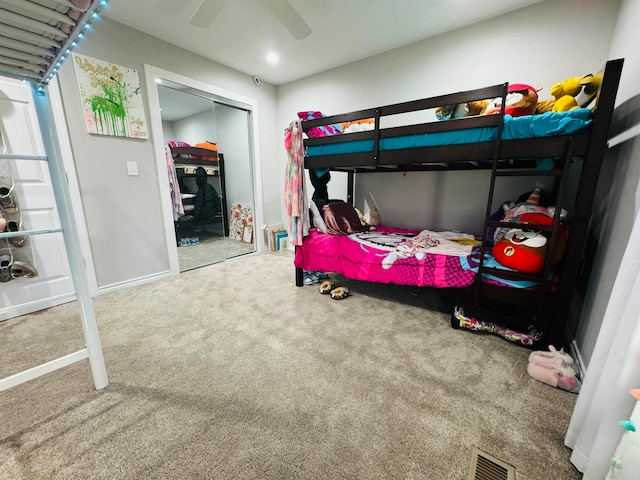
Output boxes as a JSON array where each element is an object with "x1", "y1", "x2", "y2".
[
  {"x1": 173, "y1": 110, "x2": 216, "y2": 145},
  {"x1": 214, "y1": 104, "x2": 254, "y2": 213},
  {"x1": 56, "y1": 18, "x2": 278, "y2": 289},
  {"x1": 277, "y1": 0, "x2": 620, "y2": 233},
  {"x1": 161, "y1": 120, "x2": 175, "y2": 144}
]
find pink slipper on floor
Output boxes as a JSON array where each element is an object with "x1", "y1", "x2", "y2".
[
  {"x1": 528, "y1": 354, "x2": 571, "y2": 370},
  {"x1": 528, "y1": 345, "x2": 574, "y2": 366},
  {"x1": 527, "y1": 362, "x2": 581, "y2": 393},
  {"x1": 0, "y1": 217, "x2": 5, "y2": 231}
]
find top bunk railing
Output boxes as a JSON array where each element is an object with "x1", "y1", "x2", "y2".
[
  {"x1": 300, "y1": 83, "x2": 508, "y2": 167},
  {"x1": 300, "y1": 58, "x2": 624, "y2": 172}
]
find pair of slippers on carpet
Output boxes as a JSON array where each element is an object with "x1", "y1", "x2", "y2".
[
  {"x1": 319, "y1": 280, "x2": 352, "y2": 300},
  {"x1": 527, "y1": 346, "x2": 581, "y2": 393}
]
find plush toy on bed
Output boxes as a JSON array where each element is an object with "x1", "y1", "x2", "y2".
[
  {"x1": 435, "y1": 100, "x2": 489, "y2": 120},
  {"x1": 435, "y1": 83, "x2": 540, "y2": 120},
  {"x1": 538, "y1": 72, "x2": 603, "y2": 113},
  {"x1": 492, "y1": 187, "x2": 567, "y2": 274},
  {"x1": 483, "y1": 84, "x2": 540, "y2": 117}
]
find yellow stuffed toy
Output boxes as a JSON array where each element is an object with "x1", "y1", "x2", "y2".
[{"x1": 548, "y1": 73, "x2": 602, "y2": 112}]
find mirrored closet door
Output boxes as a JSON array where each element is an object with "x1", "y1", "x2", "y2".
[{"x1": 158, "y1": 81, "x2": 255, "y2": 272}]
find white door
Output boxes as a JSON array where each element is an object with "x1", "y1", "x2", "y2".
[{"x1": 0, "y1": 76, "x2": 75, "y2": 320}]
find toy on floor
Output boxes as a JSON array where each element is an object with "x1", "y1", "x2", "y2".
[{"x1": 451, "y1": 306, "x2": 542, "y2": 345}]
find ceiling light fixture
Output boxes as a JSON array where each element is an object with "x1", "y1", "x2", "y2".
[{"x1": 266, "y1": 52, "x2": 280, "y2": 65}]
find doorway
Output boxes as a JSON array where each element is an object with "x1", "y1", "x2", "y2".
[{"x1": 144, "y1": 66, "x2": 264, "y2": 274}]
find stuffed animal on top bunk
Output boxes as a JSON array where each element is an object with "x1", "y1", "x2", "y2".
[
  {"x1": 435, "y1": 83, "x2": 540, "y2": 120},
  {"x1": 435, "y1": 100, "x2": 489, "y2": 120},
  {"x1": 483, "y1": 83, "x2": 540, "y2": 117},
  {"x1": 542, "y1": 72, "x2": 603, "y2": 112},
  {"x1": 435, "y1": 69, "x2": 603, "y2": 120},
  {"x1": 492, "y1": 187, "x2": 568, "y2": 275}
]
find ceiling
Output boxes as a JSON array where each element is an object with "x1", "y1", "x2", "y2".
[{"x1": 103, "y1": 0, "x2": 544, "y2": 86}]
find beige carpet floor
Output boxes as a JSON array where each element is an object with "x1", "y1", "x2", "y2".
[{"x1": 0, "y1": 252, "x2": 581, "y2": 479}]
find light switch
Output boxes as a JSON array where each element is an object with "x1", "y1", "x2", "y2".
[{"x1": 126, "y1": 161, "x2": 139, "y2": 176}]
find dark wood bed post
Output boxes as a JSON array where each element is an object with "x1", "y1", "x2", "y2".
[
  {"x1": 295, "y1": 256, "x2": 304, "y2": 287},
  {"x1": 548, "y1": 58, "x2": 624, "y2": 347},
  {"x1": 296, "y1": 171, "x2": 355, "y2": 287}
]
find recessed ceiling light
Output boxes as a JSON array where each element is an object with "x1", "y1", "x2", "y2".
[{"x1": 266, "y1": 52, "x2": 280, "y2": 65}]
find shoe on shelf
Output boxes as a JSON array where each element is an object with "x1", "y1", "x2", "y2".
[
  {"x1": 0, "y1": 177, "x2": 19, "y2": 215},
  {"x1": 0, "y1": 251, "x2": 13, "y2": 282},
  {"x1": 10, "y1": 260, "x2": 38, "y2": 279},
  {"x1": 6, "y1": 219, "x2": 25, "y2": 247}
]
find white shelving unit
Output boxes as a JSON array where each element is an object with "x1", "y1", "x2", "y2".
[{"x1": 0, "y1": 0, "x2": 109, "y2": 391}]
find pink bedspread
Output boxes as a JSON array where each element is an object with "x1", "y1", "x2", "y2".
[{"x1": 294, "y1": 226, "x2": 477, "y2": 288}]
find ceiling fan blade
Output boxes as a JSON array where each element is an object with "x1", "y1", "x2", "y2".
[
  {"x1": 189, "y1": 0, "x2": 227, "y2": 28},
  {"x1": 267, "y1": 0, "x2": 312, "y2": 40}
]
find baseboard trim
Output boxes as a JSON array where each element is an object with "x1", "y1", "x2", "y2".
[
  {"x1": 0, "y1": 293, "x2": 76, "y2": 322},
  {"x1": 569, "y1": 339, "x2": 586, "y2": 380},
  {"x1": 97, "y1": 270, "x2": 174, "y2": 295}
]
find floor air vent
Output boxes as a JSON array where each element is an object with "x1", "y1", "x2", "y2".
[{"x1": 468, "y1": 447, "x2": 516, "y2": 480}]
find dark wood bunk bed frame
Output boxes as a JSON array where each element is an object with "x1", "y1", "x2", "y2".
[
  {"x1": 294, "y1": 58, "x2": 624, "y2": 348},
  {"x1": 170, "y1": 146, "x2": 229, "y2": 246}
]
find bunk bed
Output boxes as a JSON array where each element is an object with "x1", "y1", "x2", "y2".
[
  {"x1": 0, "y1": 0, "x2": 108, "y2": 392},
  {"x1": 293, "y1": 58, "x2": 624, "y2": 348},
  {"x1": 169, "y1": 145, "x2": 229, "y2": 246}
]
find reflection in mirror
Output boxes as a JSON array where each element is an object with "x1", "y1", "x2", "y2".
[{"x1": 158, "y1": 81, "x2": 255, "y2": 272}]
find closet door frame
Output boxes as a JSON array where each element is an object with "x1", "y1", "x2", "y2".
[{"x1": 143, "y1": 64, "x2": 265, "y2": 275}]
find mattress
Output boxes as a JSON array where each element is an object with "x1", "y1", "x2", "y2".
[{"x1": 294, "y1": 226, "x2": 547, "y2": 289}]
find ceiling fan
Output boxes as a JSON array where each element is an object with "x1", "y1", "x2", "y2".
[{"x1": 188, "y1": 0, "x2": 312, "y2": 40}]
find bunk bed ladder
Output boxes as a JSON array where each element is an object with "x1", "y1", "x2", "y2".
[
  {"x1": 532, "y1": 137, "x2": 575, "y2": 336},
  {"x1": 472, "y1": 136, "x2": 576, "y2": 344},
  {"x1": 473, "y1": 85, "x2": 508, "y2": 309}
]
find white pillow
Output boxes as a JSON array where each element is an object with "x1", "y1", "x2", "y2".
[{"x1": 309, "y1": 200, "x2": 328, "y2": 233}]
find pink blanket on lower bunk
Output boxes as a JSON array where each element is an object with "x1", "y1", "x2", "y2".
[
  {"x1": 295, "y1": 226, "x2": 480, "y2": 288},
  {"x1": 294, "y1": 226, "x2": 547, "y2": 289}
]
